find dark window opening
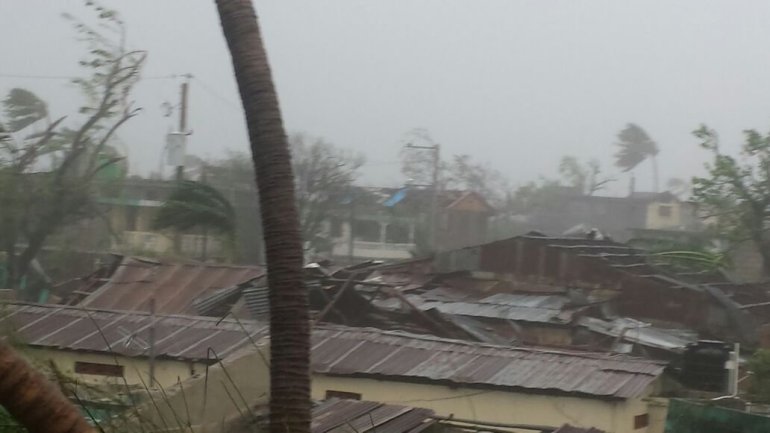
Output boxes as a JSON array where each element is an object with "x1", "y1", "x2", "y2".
[
  {"x1": 353, "y1": 220, "x2": 380, "y2": 242},
  {"x1": 386, "y1": 223, "x2": 410, "y2": 243},
  {"x1": 634, "y1": 413, "x2": 649, "y2": 429},
  {"x1": 330, "y1": 219, "x2": 343, "y2": 238},
  {"x1": 658, "y1": 205, "x2": 672, "y2": 218},
  {"x1": 74, "y1": 361, "x2": 124, "y2": 377},
  {"x1": 125, "y1": 206, "x2": 138, "y2": 231},
  {"x1": 325, "y1": 390, "x2": 361, "y2": 400}
]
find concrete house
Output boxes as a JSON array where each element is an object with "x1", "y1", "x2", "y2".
[{"x1": 1, "y1": 303, "x2": 666, "y2": 433}]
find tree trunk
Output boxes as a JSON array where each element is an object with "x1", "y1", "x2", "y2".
[
  {"x1": 214, "y1": 3, "x2": 310, "y2": 433},
  {"x1": 0, "y1": 342, "x2": 95, "y2": 433},
  {"x1": 651, "y1": 154, "x2": 659, "y2": 193}
]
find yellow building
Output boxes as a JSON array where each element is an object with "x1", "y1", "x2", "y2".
[
  {"x1": 2, "y1": 304, "x2": 667, "y2": 433},
  {"x1": 1, "y1": 303, "x2": 268, "y2": 390}
]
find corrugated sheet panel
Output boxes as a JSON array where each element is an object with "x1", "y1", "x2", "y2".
[
  {"x1": 0, "y1": 303, "x2": 268, "y2": 362},
  {"x1": 78, "y1": 257, "x2": 264, "y2": 315},
  {"x1": 311, "y1": 327, "x2": 665, "y2": 399},
  {"x1": 579, "y1": 316, "x2": 697, "y2": 352},
  {"x1": 312, "y1": 399, "x2": 435, "y2": 433},
  {"x1": 416, "y1": 294, "x2": 571, "y2": 324},
  {"x1": 553, "y1": 424, "x2": 605, "y2": 433}
]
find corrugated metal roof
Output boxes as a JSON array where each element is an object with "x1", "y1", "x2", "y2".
[
  {"x1": 0, "y1": 303, "x2": 268, "y2": 362},
  {"x1": 311, "y1": 327, "x2": 665, "y2": 399},
  {"x1": 415, "y1": 293, "x2": 572, "y2": 324},
  {"x1": 312, "y1": 399, "x2": 435, "y2": 433},
  {"x1": 77, "y1": 256, "x2": 264, "y2": 315},
  {"x1": 579, "y1": 317, "x2": 697, "y2": 352},
  {"x1": 553, "y1": 424, "x2": 605, "y2": 433}
]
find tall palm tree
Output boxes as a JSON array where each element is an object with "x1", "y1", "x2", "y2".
[
  {"x1": 0, "y1": 342, "x2": 95, "y2": 433},
  {"x1": 615, "y1": 123, "x2": 660, "y2": 193},
  {"x1": 214, "y1": 2, "x2": 310, "y2": 433}
]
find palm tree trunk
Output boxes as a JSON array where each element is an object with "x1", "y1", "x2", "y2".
[
  {"x1": 214, "y1": 2, "x2": 310, "y2": 433},
  {"x1": 0, "y1": 342, "x2": 95, "y2": 433},
  {"x1": 651, "y1": 154, "x2": 659, "y2": 193}
]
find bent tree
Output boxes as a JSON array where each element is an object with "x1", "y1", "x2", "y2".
[{"x1": 215, "y1": 2, "x2": 311, "y2": 433}]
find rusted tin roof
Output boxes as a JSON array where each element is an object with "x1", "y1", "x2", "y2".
[
  {"x1": 76, "y1": 256, "x2": 264, "y2": 315},
  {"x1": 0, "y1": 303, "x2": 268, "y2": 362},
  {"x1": 311, "y1": 326, "x2": 665, "y2": 399},
  {"x1": 312, "y1": 399, "x2": 435, "y2": 433}
]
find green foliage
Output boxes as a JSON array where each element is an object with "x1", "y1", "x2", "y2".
[
  {"x1": 0, "y1": 0, "x2": 144, "y2": 292},
  {"x1": 691, "y1": 125, "x2": 770, "y2": 275},
  {"x1": 748, "y1": 349, "x2": 770, "y2": 403},
  {"x1": 614, "y1": 123, "x2": 659, "y2": 172},
  {"x1": 2, "y1": 89, "x2": 48, "y2": 133},
  {"x1": 153, "y1": 180, "x2": 236, "y2": 238}
]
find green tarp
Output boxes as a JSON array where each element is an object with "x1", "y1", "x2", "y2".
[{"x1": 666, "y1": 398, "x2": 770, "y2": 433}]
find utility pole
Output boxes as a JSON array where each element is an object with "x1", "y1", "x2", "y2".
[
  {"x1": 171, "y1": 74, "x2": 192, "y2": 255},
  {"x1": 405, "y1": 142, "x2": 441, "y2": 252},
  {"x1": 347, "y1": 187, "x2": 355, "y2": 264},
  {"x1": 176, "y1": 75, "x2": 191, "y2": 182}
]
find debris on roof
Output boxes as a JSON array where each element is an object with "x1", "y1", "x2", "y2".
[
  {"x1": 66, "y1": 255, "x2": 264, "y2": 315},
  {"x1": 579, "y1": 316, "x2": 697, "y2": 353}
]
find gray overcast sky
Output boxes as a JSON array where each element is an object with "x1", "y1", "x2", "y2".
[{"x1": 3, "y1": 1, "x2": 770, "y2": 194}]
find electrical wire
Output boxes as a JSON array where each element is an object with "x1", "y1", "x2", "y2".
[
  {"x1": 191, "y1": 76, "x2": 242, "y2": 111},
  {"x1": 0, "y1": 72, "x2": 179, "y2": 80}
]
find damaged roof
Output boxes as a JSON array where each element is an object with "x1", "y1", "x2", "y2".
[
  {"x1": 0, "y1": 303, "x2": 268, "y2": 362},
  {"x1": 73, "y1": 256, "x2": 264, "y2": 315},
  {"x1": 312, "y1": 399, "x2": 435, "y2": 433},
  {"x1": 311, "y1": 326, "x2": 665, "y2": 399},
  {"x1": 415, "y1": 293, "x2": 575, "y2": 324},
  {"x1": 579, "y1": 316, "x2": 697, "y2": 353}
]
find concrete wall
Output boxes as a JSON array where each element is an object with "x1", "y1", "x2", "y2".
[
  {"x1": 312, "y1": 375, "x2": 661, "y2": 433},
  {"x1": 28, "y1": 345, "x2": 665, "y2": 433},
  {"x1": 644, "y1": 201, "x2": 687, "y2": 230},
  {"x1": 24, "y1": 347, "x2": 206, "y2": 389},
  {"x1": 136, "y1": 345, "x2": 270, "y2": 433}
]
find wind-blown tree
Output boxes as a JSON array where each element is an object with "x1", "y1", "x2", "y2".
[
  {"x1": 215, "y1": 3, "x2": 311, "y2": 433},
  {"x1": 0, "y1": 3, "x2": 144, "y2": 292},
  {"x1": 559, "y1": 155, "x2": 614, "y2": 196},
  {"x1": 614, "y1": 123, "x2": 660, "y2": 192},
  {"x1": 691, "y1": 125, "x2": 770, "y2": 277},
  {"x1": 0, "y1": 3, "x2": 140, "y2": 431},
  {"x1": 291, "y1": 134, "x2": 363, "y2": 253},
  {"x1": 153, "y1": 180, "x2": 236, "y2": 258}
]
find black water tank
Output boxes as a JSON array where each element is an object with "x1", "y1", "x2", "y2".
[{"x1": 680, "y1": 340, "x2": 731, "y2": 392}]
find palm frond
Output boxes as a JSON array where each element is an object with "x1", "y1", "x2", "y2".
[{"x1": 153, "y1": 181, "x2": 236, "y2": 237}]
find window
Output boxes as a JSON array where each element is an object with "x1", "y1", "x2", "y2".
[
  {"x1": 658, "y1": 205, "x2": 672, "y2": 218},
  {"x1": 125, "y1": 206, "x2": 138, "y2": 231},
  {"x1": 74, "y1": 361, "x2": 124, "y2": 377},
  {"x1": 325, "y1": 390, "x2": 361, "y2": 400},
  {"x1": 634, "y1": 413, "x2": 649, "y2": 429}
]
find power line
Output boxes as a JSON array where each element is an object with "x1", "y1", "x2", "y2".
[
  {"x1": 0, "y1": 73, "x2": 179, "y2": 81},
  {"x1": 191, "y1": 76, "x2": 241, "y2": 111}
]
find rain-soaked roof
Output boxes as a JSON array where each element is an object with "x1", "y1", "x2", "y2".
[
  {"x1": 311, "y1": 326, "x2": 665, "y2": 400},
  {"x1": 312, "y1": 399, "x2": 435, "y2": 433},
  {"x1": 75, "y1": 256, "x2": 264, "y2": 315},
  {"x1": 0, "y1": 303, "x2": 268, "y2": 362}
]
